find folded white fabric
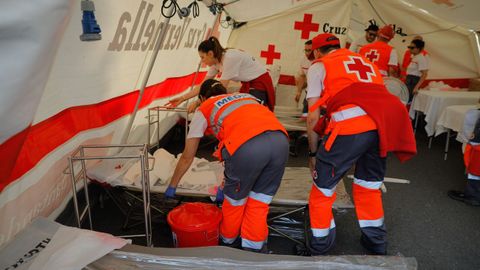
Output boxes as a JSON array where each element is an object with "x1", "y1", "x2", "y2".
[{"x1": 123, "y1": 153, "x2": 160, "y2": 187}]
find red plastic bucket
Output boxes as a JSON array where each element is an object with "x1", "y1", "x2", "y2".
[{"x1": 167, "y1": 202, "x2": 222, "y2": 248}]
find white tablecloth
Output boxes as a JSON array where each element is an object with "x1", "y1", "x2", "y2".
[
  {"x1": 435, "y1": 105, "x2": 479, "y2": 142},
  {"x1": 409, "y1": 90, "x2": 480, "y2": 136}
]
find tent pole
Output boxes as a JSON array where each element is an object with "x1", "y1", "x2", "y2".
[
  {"x1": 119, "y1": 6, "x2": 175, "y2": 146},
  {"x1": 183, "y1": 10, "x2": 223, "y2": 143},
  {"x1": 469, "y1": 31, "x2": 480, "y2": 76}
]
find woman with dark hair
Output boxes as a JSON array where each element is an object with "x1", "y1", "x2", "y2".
[
  {"x1": 167, "y1": 37, "x2": 275, "y2": 111},
  {"x1": 405, "y1": 39, "x2": 429, "y2": 103},
  {"x1": 165, "y1": 79, "x2": 289, "y2": 252}
]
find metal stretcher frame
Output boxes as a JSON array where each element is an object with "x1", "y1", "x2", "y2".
[
  {"x1": 147, "y1": 106, "x2": 189, "y2": 149},
  {"x1": 67, "y1": 144, "x2": 154, "y2": 247}
]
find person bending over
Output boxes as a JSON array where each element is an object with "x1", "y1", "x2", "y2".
[{"x1": 165, "y1": 79, "x2": 289, "y2": 252}]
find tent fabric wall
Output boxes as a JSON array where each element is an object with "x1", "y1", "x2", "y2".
[
  {"x1": 227, "y1": 0, "x2": 479, "y2": 83},
  {"x1": 0, "y1": 0, "x2": 230, "y2": 246},
  {"x1": 1, "y1": 0, "x2": 480, "y2": 248}
]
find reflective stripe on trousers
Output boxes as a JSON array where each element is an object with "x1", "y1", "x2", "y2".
[
  {"x1": 220, "y1": 193, "x2": 272, "y2": 250},
  {"x1": 309, "y1": 184, "x2": 336, "y2": 236},
  {"x1": 353, "y1": 178, "x2": 384, "y2": 228}
]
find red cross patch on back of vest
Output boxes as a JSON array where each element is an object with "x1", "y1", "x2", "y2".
[
  {"x1": 343, "y1": 56, "x2": 376, "y2": 82},
  {"x1": 365, "y1": 49, "x2": 379, "y2": 63}
]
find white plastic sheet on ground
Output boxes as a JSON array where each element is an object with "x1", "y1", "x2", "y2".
[{"x1": 0, "y1": 218, "x2": 127, "y2": 270}]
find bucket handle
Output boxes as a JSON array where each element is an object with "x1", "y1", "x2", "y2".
[{"x1": 205, "y1": 229, "x2": 219, "y2": 242}]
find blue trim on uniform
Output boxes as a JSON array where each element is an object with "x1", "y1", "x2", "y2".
[
  {"x1": 313, "y1": 182, "x2": 336, "y2": 197},
  {"x1": 358, "y1": 217, "x2": 384, "y2": 228},
  {"x1": 225, "y1": 195, "x2": 247, "y2": 206},
  {"x1": 354, "y1": 177, "x2": 383, "y2": 189},
  {"x1": 242, "y1": 238, "x2": 264, "y2": 250},
  {"x1": 249, "y1": 191, "x2": 273, "y2": 204},
  {"x1": 220, "y1": 235, "x2": 237, "y2": 244},
  {"x1": 311, "y1": 219, "x2": 336, "y2": 238},
  {"x1": 468, "y1": 174, "x2": 480, "y2": 180}
]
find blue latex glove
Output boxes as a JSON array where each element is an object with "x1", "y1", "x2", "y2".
[
  {"x1": 215, "y1": 188, "x2": 224, "y2": 203},
  {"x1": 165, "y1": 186, "x2": 176, "y2": 199}
]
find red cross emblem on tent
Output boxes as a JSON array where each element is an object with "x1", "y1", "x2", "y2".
[
  {"x1": 260, "y1": 44, "x2": 281, "y2": 65},
  {"x1": 343, "y1": 56, "x2": 376, "y2": 82},
  {"x1": 294, "y1": 14, "x2": 319, "y2": 39},
  {"x1": 365, "y1": 49, "x2": 379, "y2": 63}
]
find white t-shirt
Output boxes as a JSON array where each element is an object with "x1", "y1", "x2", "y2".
[
  {"x1": 388, "y1": 48, "x2": 399, "y2": 66},
  {"x1": 297, "y1": 55, "x2": 312, "y2": 77},
  {"x1": 349, "y1": 36, "x2": 369, "y2": 54},
  {"x1": 406, "y1": 53, "x2": 429, "y2": 77},
  {"x1": 187, "y1": 110, "x2": 208, "y2": 139},
  {"x1": 206, "y1": 49, "x2": 266, "y2": 82},
  {"x1": 306, "y1": 62, "x2": 326, "y2": 99}
]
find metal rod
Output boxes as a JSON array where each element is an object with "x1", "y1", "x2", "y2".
[
  {"x1": 140, "y1": 154, "x2": 152, "y2": 247},
  {"x1": 119, "y1": 6, "x2": 175, "y2": 146},
  {"x1": 267, "y1": 225, "x2": 304, "y2": 246},
  {"x1": 69, "y1": 157, "x2": 81, "y2": 228},
  {"x1": 267, "y1": 206, "x2": 306, "y2": 222},
  {"x1": 147, "y1": 108, "x2": 152, "y2": 148},
  {"x1": 182, "y1": 11, "x2": 223, "y2": 145},
  {"x1": 80, "y1": 148, "x2": 93, "y2": 230},
  {"x1": 414, "y1": 111, "x2": 419, "y2": 134},
  {"x1": 71, "y1": 155, "x2": 145, "y2": 161},
  {"x1": 81, "y1": 144, "x2": 144, "y2": 148},
  {"x1": 444, "y1": 129, "x2": 451, "y2": 160},
  {"x1": 156, "y1": 108, "x2": 160, "y2": 148}
]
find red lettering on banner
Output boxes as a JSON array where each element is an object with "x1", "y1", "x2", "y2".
[
  {"x1": 365, "y1": 49, "x2": 379, "y2": 63},
  {"x1": 344, "y1": 56, "x2": 375, "y2": 82},
  {"x1": 260, "y1": 44, "x2": 281, "y2": 65},
  {"x1": 294, "y1": 14, "x2": 319, "y2": 40}
]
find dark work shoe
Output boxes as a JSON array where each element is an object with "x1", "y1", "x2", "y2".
[
  {"x1": 448, "y1": 190, "x2": 480, "y2": 206},
  {"x1": 360, "y1": 234, "x2": 387, "y2": 255},
  {"x1": 219, "y1": 237, "x2": 242, "y2": 249}
]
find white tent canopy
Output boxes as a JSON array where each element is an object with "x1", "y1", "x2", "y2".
[{"x1": 0, "y1": 0, "x2": 479, "y2": 246}]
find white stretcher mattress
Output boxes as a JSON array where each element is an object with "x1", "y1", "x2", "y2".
[{"x1": 86, "y1": 148, "x2": 353, "y2": 207}]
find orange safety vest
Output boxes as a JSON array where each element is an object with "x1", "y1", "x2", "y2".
[
  {"x1": 309, "y1": 48, "x2": 384, "y2": 151},
  {"x1": 198, "y1": 93, "x2": 287, "y2": 159},
  {"x1": 359, "y1": 41, "x2": 394, "y2": 76}
]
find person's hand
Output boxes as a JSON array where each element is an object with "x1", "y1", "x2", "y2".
[
  {"x1": 187, "y1": 100, "x2": 199, "y2": 113},
  {"x1": 295, "y1": 92, "x2": 301, "y2": 103},
  {"x1": 165, "y1": 96, "x2": 184, "y2": 108},
  {"x1": 215, "y1": 187, "x2": 224, "y2": 203},
  {"x1": 165, "y1": 186, "x2": 176, "y2": 199}
]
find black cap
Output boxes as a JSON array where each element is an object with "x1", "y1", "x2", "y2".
[{"x1": 365, "y1": 24, "x2": 379, "y2": 31}]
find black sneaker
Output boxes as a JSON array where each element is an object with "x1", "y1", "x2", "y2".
[
  {"x1": 360, "y1": 234, "x2": 387, "y2": 255},
  {"x1": 219, "y1": 237, "x2": 242, "y2": 249},
  {"x1": 448, "y1": 190, "x2": 480, "y2": 206}
]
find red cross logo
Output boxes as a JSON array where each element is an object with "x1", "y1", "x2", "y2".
[
  {"x1": 294, "y1": 14, "x2": 319, "y2": 40},
  {"x1": 344, "y1": 56, "x2": 376, "y2": 82},
  {"x1": 260, "y1": 44, "x2": 281, "y2": 65},
  {"x1": 365, "y1": 49, "x2": 379, "y2": 63}
]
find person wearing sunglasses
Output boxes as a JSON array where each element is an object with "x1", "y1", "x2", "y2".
[
  {"x1": 349, "y1": 24, "x2": 379, "y2": 54},
  {"x1": 359, "y1": 24, "x2": 398, "y2": 78},
  {"x1": 295, "y1": 39, "x2": 314, "y2": 118},
  {"x1": 400, "y1": 36, "x2": 429, "y2": 81},
  {"x1": 405, "y1": 39, "x2": 429, "y2": 103}
]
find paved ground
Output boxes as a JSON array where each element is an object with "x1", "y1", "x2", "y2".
[{"x1": 57, "y1": 123, "x2": 480, "y2": 269}]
